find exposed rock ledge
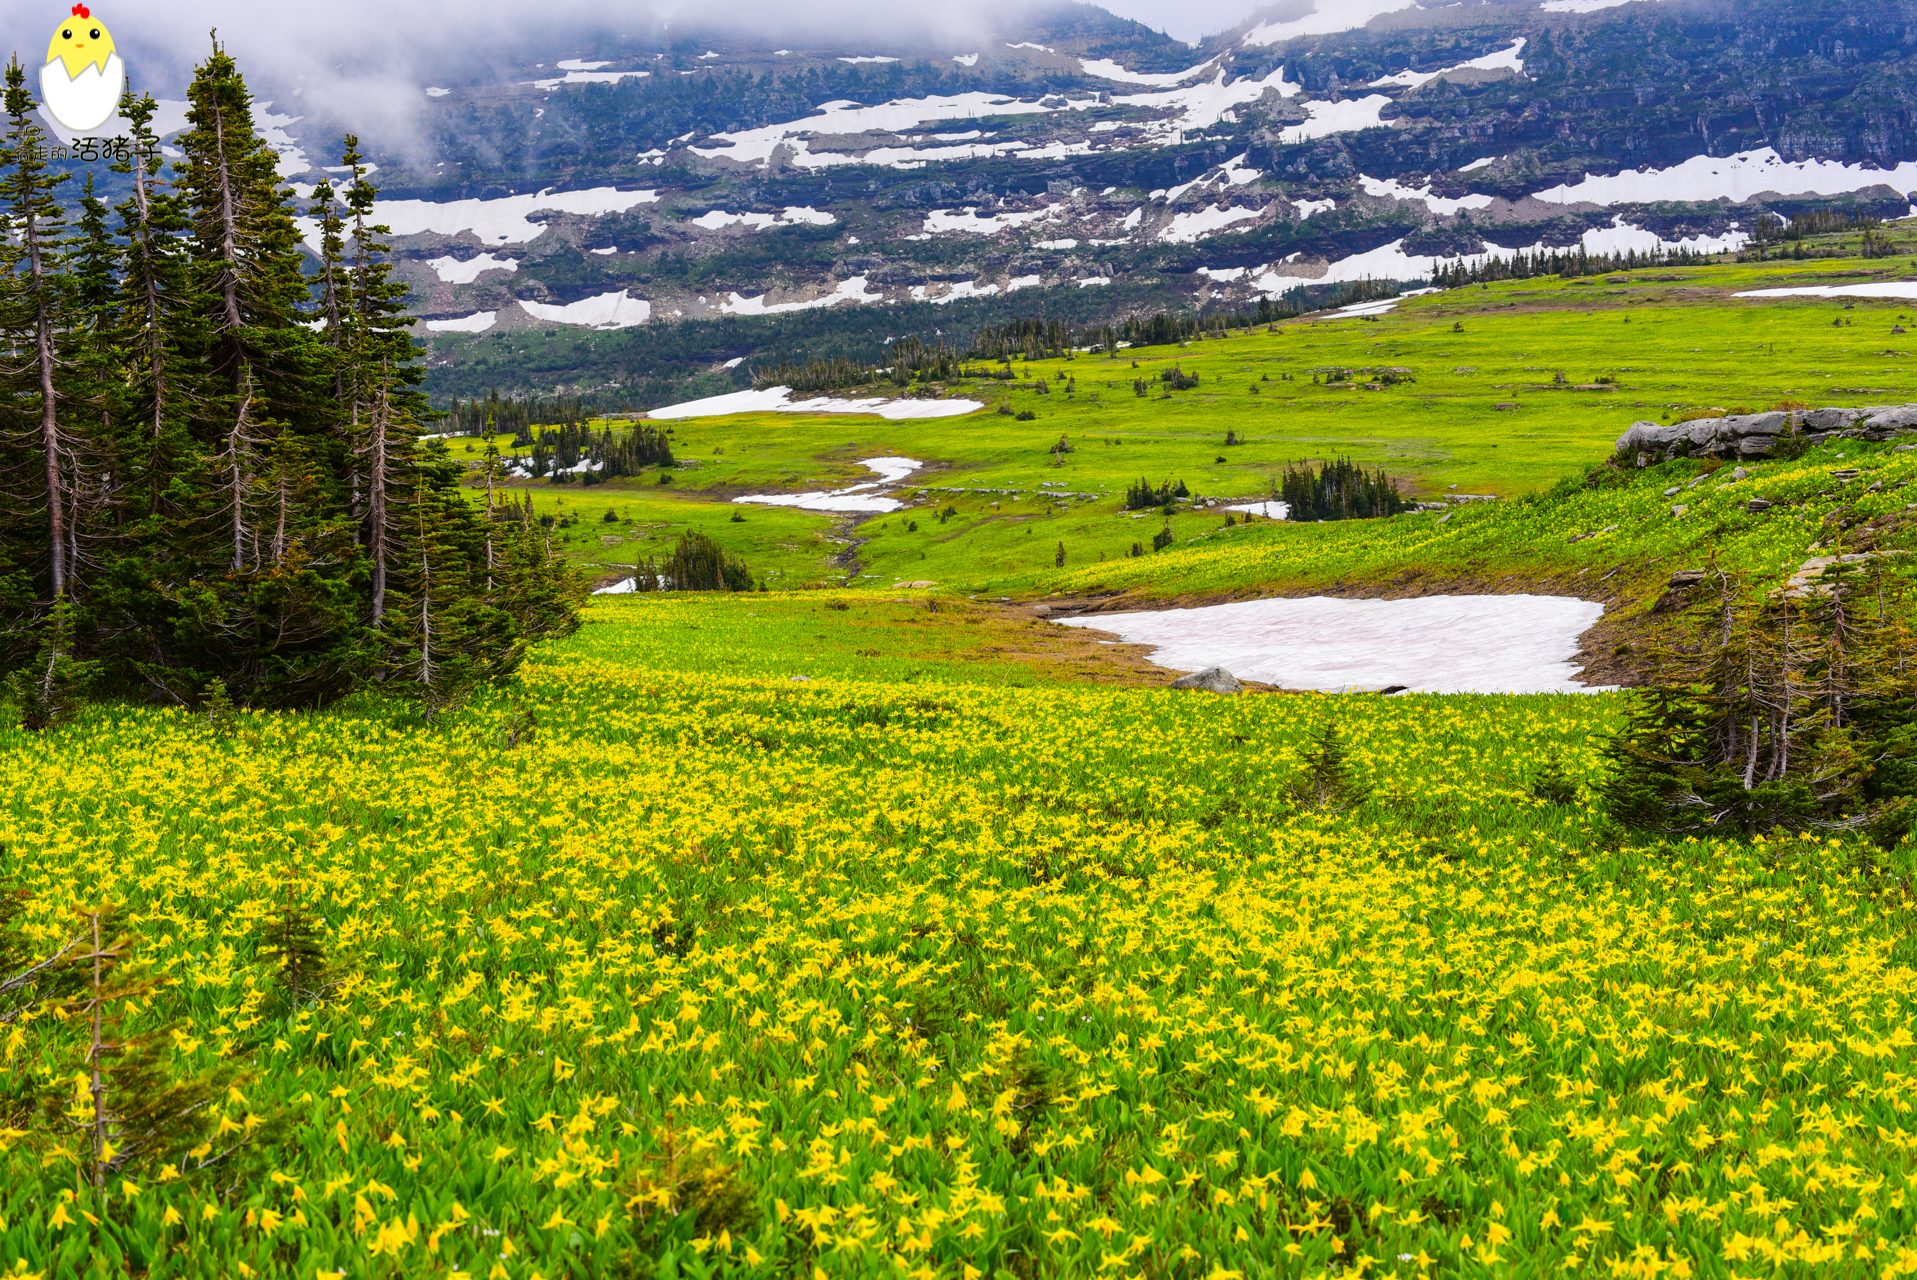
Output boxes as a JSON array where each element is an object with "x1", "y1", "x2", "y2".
[{"x1": 1616, "y1": 405, "x2": 1917, "y2": 464}]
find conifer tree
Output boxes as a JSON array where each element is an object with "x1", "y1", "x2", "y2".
[
  {"x1": 111, "y1": 90, "x2": 199, "y2": 523},
  {"x1": 338, "y1": 136, "x2": 422, "y2": 621},
  {"x1": 0, "y1": 58, "x2": 75, "y2": 604},
  {"x1": 0, "y1": 39, "x2": 580, "y2": 712}
]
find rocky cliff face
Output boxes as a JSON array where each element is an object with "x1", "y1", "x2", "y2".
[{"x1": 1618, "y1": 405, "x2": 1917, "y2": 463}]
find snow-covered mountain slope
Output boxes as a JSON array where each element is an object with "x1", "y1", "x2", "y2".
[{"x1": 147, "y1": 0, "x2": 1917, "y2": 397}]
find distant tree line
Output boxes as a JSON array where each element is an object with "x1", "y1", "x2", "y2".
[
  {"x1": 441, "y1": 390, "x2": 608, "y2": 438},
  {"x1": 628, "y1": 531, "x2": 760, "y2": 593},
  {"x1": 0, "y1": 46, "x2": 580, "y2": 722},
  {"x1": 515, "y1": 422, "x2": 675, "y2": 480},
  {"x1": 1125, "y1": 478, "x2": 1189, "y2": 510},
  {"x1": 1279, "y1": 460, "x2": 1408, "y2": 522},
  {"x1": 1429, "y1": 244, "x2": 1713, "y2": 287}
]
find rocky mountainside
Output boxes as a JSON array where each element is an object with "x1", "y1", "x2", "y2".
[{"x1": 114, "y1": 0, "x2": 1917, "y2": 402}]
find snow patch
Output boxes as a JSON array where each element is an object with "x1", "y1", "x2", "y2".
[
  {"x1": 1244, "y1": 0, "x2": 1422, "y2": 45},
  {"x1": 1734, "y1": 282, "x2": 1917, "y2": 301},
  {"x1": 518, "y1": 291, "x2": 651, "y2": 329},
  {"x1": 1221, "y1": 500, "x2": 1288, "y2": 518},
  {"x1": 722, "y1": 277, "x2": 884, "y2": 316},
  {"x1": 1457, "y1": 156, "x2": 1499, "y2": 173},
  {"x1": 912, "y1": 280, "x2": 1002, "y2": 305},
  {"x1": 650, "y1": 390, "x2": 981, "y2": 423},
  {"x1": 1540, "y1": 0, "x2": 1656, "y2": 11},
  {"x1": 691, "y1": 206, "x2": 838, "y2": 231},
  {"x1": 924, "y1": 205, "x2": 1063, "y2": 235},
  {"x1": 425, "y1": 311, "x2": 497, "y2": 334},
  {"x1": 1370, "y1": 38, "x2": 1525, "y2": 89},
  {"x1": 425, "y1": 252, "x2": 518, "y2": 283},
  {"x1": 953, "y1": 53, "x2": 979, "y2": 67},
  {"x1": 735, "y1": 456, "x2": 924, "y2": 514},
  {"x1": 1275, "y1": 95, "x2": 1393, "y2": 144},
  {"x1": 1533, "y1": 147, "x2": 1917, "y2": 206},
  {"x1": 1359, "y1": 175, "x2": 1494, "y2": 216},
  {"x1": 532, "y1": 59, "x2": 650, "y2": 89},
  {"x1": 1007, "y1": 274, "x2": 1043, "y2": 291},
  {"x1": 1079, "y1": 57, "x2": 1216, "y2": 86},
  {"x1": 1158, "y1": 204, "x2": 1265, "y2": 243},
  {"x1": 1057, "y1": 595, "x2": 1610, "y2": 694},
  {"x1": 425, "y1": 86, "x2": 451, "y2": 97},
  {"x1": 314, "y1": 187, "x2": 659, "y2": 250},
  {"x1": 1292, "y1": 197, "x2": 1337, "y2": 219},
  {"x1": 838, "y1": 56, "x2": 900, "y2": 64}
]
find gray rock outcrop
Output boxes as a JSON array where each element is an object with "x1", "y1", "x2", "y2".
[
  {"x1": 1170, "y1": 667, "x2": 1244, "y2": 693},
  {"x1": 1615, "y1": 404, "x2": 1917, "y2": 464}
]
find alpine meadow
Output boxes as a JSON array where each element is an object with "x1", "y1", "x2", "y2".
[{"x1": 7, "y1": 2, "x2": 1917, "y2": 1279}]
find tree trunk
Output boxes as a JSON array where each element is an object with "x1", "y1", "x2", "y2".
[
  {"x1": 25, "y1": 197, "x2": 66, "y2": 599},
  {"x1": 369, "y1": 375, "x2": 390, "y2": 621}
]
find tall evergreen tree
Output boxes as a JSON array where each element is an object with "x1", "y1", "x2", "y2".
[
  {"x1": 0, "y1": 40, "x2": 581, "y2": 719},
  {"x1": 0, "y1": 58, "x2": 75, "y2": 605}
]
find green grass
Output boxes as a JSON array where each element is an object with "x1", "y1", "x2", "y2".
[{"x1": 452, "y1": 242, "x2": 1917, "y2": 594}]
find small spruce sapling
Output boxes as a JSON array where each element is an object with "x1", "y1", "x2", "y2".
[
  {"x1": 1289, "y1": 722, "x2": 1369, "y2": 813},
  {"x1": 257, "y1": 874, "x2": 334, "y2": 1008}
]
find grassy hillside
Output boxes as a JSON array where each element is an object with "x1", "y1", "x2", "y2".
[{"x1": 449, "y1": 241, "x2": 1917, "y2": 598}]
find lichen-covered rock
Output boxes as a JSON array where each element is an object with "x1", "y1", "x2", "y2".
[
  {"x1": 1615, "y1": 405, "x2": 1917, "y2": 464},
  {"x1": 1169, "y1": 667, "x2": 1244, "y2": 693}
]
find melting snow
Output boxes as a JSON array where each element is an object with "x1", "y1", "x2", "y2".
[
  {"x1": 722, "y1": 277, "x2": 884, "y2": 316},
  {"x1": 912, "y1": 280, "x2": 1002, "y2": 305},
  {"x1": 1007, "y1": 274, "x2": 1043, "y2": 291},
  {"x1": 650, "y1": 390, "x2": 981, "y2": 422},
  {"x1": 691, "y1": 92, "x2": 1058, "y2": 166},
  {"x1": 1293, "y1": 197, "x2": 1337, "y2": 219},
  {"x1": 1734, "y1": 282, "x2": 1917, "y2": 301},
  {"x1": 1158, "y1": 204, "x2": 1265, "y2": 244},
  {"x1": 424, "y1": 311, "x2": 498, "y2": 334},
  {"x1": 734, "y1": 457, "x2": 925, "y2": 514},
  {"x1": 1532, "y1": 148, "x2": 1917, "y2": 206},
  {"x1": 953, "y1": 53, "x2": 979, "y2": 67},
  {"x1": 924, "y1": 205, "x2": 1063, "y2": 235},
  {"x1": 1079, "y1": 57, "x2": 1216, "y2": 86},
  {"x1": 1370, "y1": 38, "x2": 1526, "y2": 89},
  {"x1": 1222, "y1": 500, "x2": 1288, "y2": 518},
  {"x1": 1540, "y1": 0, "x2": 1657, "y2": 10},
  {"x1": 1359, "y1": 175, "x2": 1494, "y2": 216},
  {"x1": 311, "y1": 187, "x2": 659, "y2": 250},
  {"x1": 691, "y1": 206, "x2": 838, "y2": 231},
  {"x1": 1244, "y1": 0, "x2": 1421, "y2": 44},
  {"x1": 518, "y1": 291, "x2": 651, "y2": 329},
  {"x1": 1058, "y1": 595, "x2": 1609, "y2": 694},
  {"x1": 425, "y1": 252, "x2": 518, "y2": 283},
  {"x1": 1276, "y1": 95, "x2": 1393, "y2": 144},
  {"x1": 532, "y1": 59, "x2": 651, "y2": 89},
  {"x1": 1457, "y1": 156, "x2": 1500, "y2": 173}
]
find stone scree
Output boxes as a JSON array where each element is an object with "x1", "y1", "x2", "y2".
[{"x1": 1615, "y1": 405, "x2": 1917, "y2": 465}]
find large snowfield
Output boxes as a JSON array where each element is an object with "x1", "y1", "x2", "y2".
[
  {"x1": 648, "y1": 388, "x2": 984, "y2": 421},
  {"x1": 1058, "y1": 595, "x2": 1610, "y2": 694}
]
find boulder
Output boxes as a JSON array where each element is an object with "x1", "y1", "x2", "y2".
[
  {"x1": 1614, "y1": 404, "x2": 1917, "y2": 464},
  {"x1": 1170, "y1": 667, "x2": 1244, "y2": 693}
]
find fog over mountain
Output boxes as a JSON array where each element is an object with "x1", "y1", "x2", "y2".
[{"x1": 8, "y1": 0, "x2": 1909, "y2": 407}]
